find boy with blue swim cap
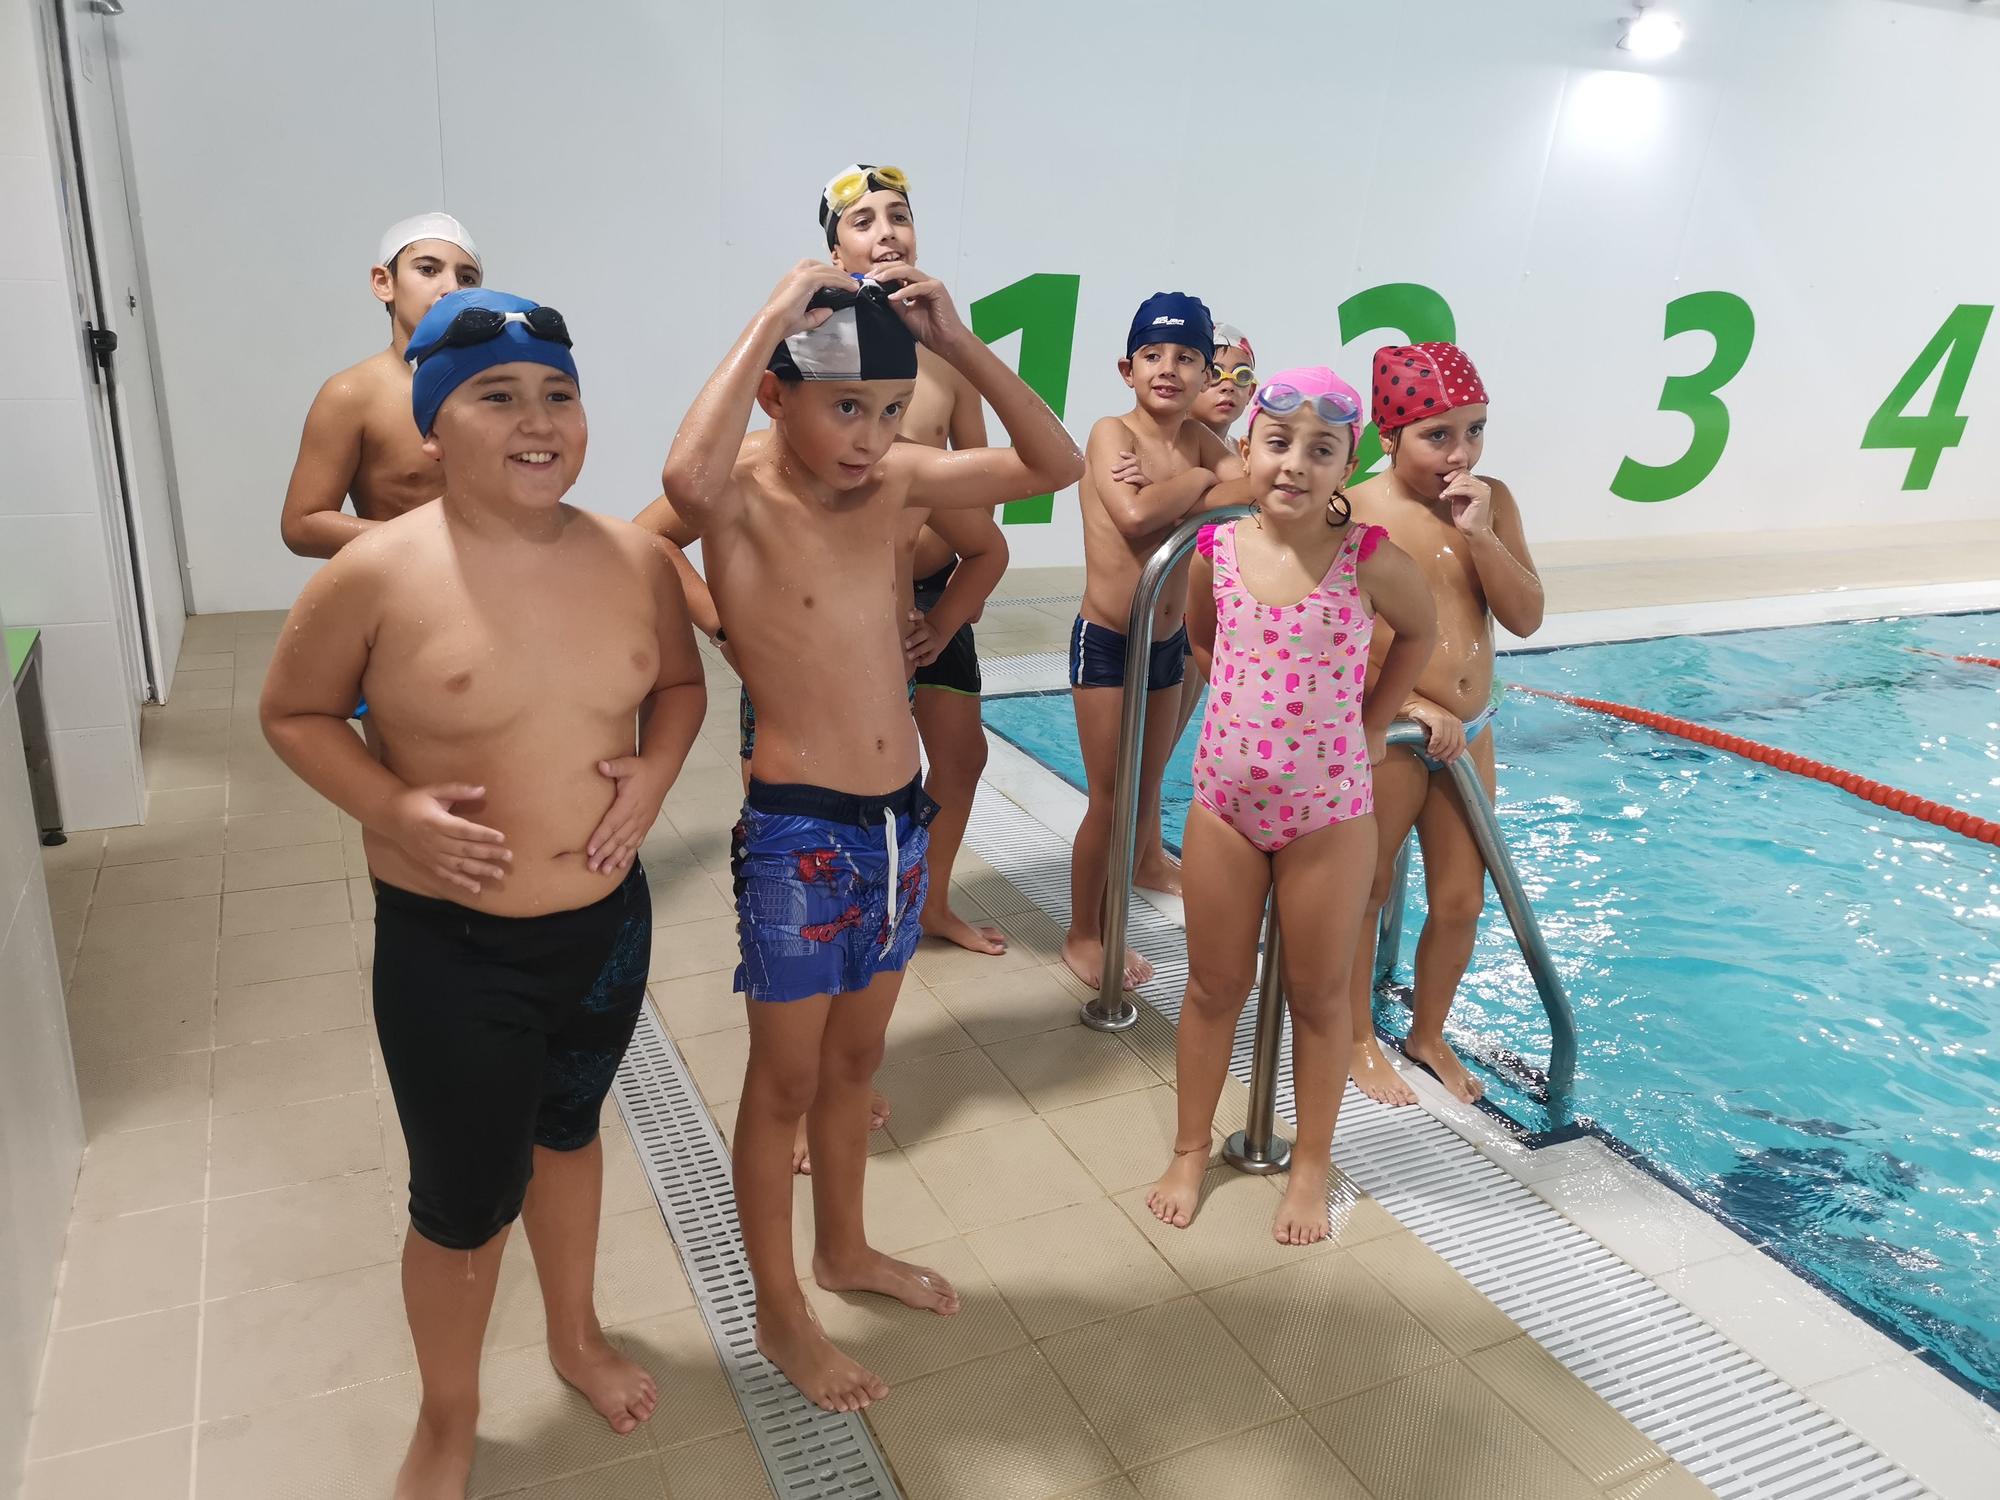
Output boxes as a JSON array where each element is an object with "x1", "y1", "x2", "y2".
[
  {"x1": 1063, "y1": 291, "x2": 1248, "y2": 995},
  {"x1": 261, "y1": 287, "x2": 707, "y2": 1496}
]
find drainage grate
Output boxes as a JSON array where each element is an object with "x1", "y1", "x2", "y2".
[
  {"x1": 962, "y1": 787, "x2": 1927, "y2": 1500},
  {"x1": 979, "y1": 651, "x2": 1069, "y2": 698},
  {"x1": 613, "y1": 1005, "x2": 902, "y2": 1499}
]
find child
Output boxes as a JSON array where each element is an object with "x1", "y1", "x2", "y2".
[
  {"x1": 260, "y1": 289, "x2": 707, "y2": 1498},
  {"x1": 1064, "y1": 292, "x2": 1243, "y2": 991},
  {"x1": 1193, "y1": 323, "x2": 1257, "y2": 443},
  {"x1": 662, "y1": 262, "x2": 1080, "y2": 1412},
  {"x1": 1174, "y1": 323, "x2": 1258, "y2": 747},
  {"x1": 1146, "y1": 367, "x2": 1436, "y2": 1244},
  {"x1": 280, "y1": 214, "x2": 484, "y2": 557},
  {"x1": 1344, "y1": 343, "x2": 1543, "y2": 1106}
]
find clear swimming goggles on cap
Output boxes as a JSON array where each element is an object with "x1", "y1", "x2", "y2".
[
  {"x1": 1254, "y1": 381, "x2": 1362, "y2": 426},
  {"x1": 823, "y1": 164, "x2": 910, "y2": 220}
]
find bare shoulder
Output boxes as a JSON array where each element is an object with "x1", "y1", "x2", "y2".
[
  {"x1": 309, "y1": 501, "x2": 431, "y2": 606},
  {"x1": 309, "y1": 353, "x2": 380, "y2": 413},
  {"x1": 1087, "y1": 415, "x2": 1134, "y2": 449},
  {"x1": 1344, "y1": 473, "x2": 1392, "y2": 522},
  {"x1": 1481, "y1": 474, "x2": 1521, "y2": 511},
  {"x1": 570, "y1": 508, "x2": 666, "y2": 565}
]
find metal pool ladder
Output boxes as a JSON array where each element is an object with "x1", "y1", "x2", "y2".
[{"x1": 1080, "y1": 511, "x2": 1579, "y2": 1150}]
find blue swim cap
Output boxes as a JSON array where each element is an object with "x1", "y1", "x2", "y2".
[
  {"x1": 407, "y1": 288, "x2": 580, "y2": 436},
  {"x1": 1126, "y1": 292, "x2": 1214, "y2": 361}
]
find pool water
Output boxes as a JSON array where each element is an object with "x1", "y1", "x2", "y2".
[{"x1": 982, "y1": 611, "x2": 2000, "y2": 1397}]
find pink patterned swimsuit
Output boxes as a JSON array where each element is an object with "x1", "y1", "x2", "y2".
[{"x1": 1193, "y1": 520, "x2": 1386, "y2": 854}]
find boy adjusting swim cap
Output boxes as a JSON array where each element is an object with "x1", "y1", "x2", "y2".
[
  {"x1": 767, "y1": 275, "x2": 918, "y2": 383},
  {"x1": 1126, "y1": 292, "x2": 1214, "y2": 361},
  {"x1": 1372, "y1": 342, "x2": 1489, "y2": 432},
  {"x1": 407, "y1": 288, "x2": 579, "y2": 436},
  {"x1": 378, "y1": 212, "x2": 480, "y2": 270}
]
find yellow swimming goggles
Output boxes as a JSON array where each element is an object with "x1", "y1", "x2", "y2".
[{"x1": 820, "y1": 164, "x2": 912, "y2": 230}]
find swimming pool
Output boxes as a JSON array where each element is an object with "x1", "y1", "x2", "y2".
[{"x1": 982, "y1": 610, "x2": 2000, "y2": 1401}]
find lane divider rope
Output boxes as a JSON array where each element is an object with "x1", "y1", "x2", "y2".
[{"x1": 1511, "y1": 683, "x2": 2000, "y2": 847}]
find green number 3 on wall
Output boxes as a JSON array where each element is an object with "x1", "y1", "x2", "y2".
[{"x1": 1612, "y1": 291, "x2": 1756, "y2": 503}]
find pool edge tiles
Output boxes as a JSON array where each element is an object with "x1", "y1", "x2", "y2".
[{"x1": 967, "y1": 727, "x2": 1991, "y2": 1499}]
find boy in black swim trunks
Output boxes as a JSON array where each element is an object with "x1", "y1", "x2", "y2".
[
  {"x1": 1063, "y1": 292, "x2": 1244, "y2": 994},
  {"x1": 663, "y1": 260, "x2": 1079, "y2": 1412},
  {"x1": 262, "y1": 290, "x2": 706, "y2": 1497}
]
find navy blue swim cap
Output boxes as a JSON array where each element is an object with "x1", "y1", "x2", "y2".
[
  {"x1": 407, "y1": 288, "x2": 580, "y2": 436},
  {"x1": 1125, "y1": 292, "x2": 1214, "y2": 361}
]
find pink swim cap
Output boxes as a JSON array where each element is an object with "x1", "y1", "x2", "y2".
[{"x1": 1246, "y1": 365, "x2": 1365, "y2": 440}]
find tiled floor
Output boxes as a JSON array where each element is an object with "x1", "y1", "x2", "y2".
[{"x1": 18, "y1": 608, "x2": 1719, "y2": 1499}]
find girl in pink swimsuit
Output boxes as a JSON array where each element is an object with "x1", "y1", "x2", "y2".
[{"x1": 1146, "y1": 366, "x2": 1438, "y2": 1246}]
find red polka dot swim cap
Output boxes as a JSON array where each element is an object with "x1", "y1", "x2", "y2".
[{"x1": 1371, "y1": 342, "x2": 1488, "y2": 432}]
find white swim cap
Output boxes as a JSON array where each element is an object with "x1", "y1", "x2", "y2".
[{"x1": 377, "y1": 213, "x2": 480, "y2": 270}]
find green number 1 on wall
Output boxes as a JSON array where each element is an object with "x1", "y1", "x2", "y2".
[{"x1": 971, "y1": 274, "x2": 1081, "y2": 524}]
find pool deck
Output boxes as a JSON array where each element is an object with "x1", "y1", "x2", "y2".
[{"x1": 17, "y1": 529, "x2": 1999, "y2": 1500}]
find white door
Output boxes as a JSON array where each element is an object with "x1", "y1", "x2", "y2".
[{"x1": 49, "y1": 0, "x2": 188, "y2": 696}]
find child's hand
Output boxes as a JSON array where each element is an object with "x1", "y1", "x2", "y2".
[
  {"x1": 587, "y1": 757, "x2": 672, "y2": 875},
  {"x1": 903, "y1": 609, "x2": 945, "y2": 670},
  {"x1": 1366, "y1": 723, "x2": 1389, "y2": 766},
  {"x1": 386, "y1": 784, "x2": 510, "y2": 896},
  {"x1": 875, "y1": 263, "x2": 965, "y2": 348},
  {"x1": 1112, "y1": 450, "x2": 1157, "y2": 489},
  {"x1": 1405, "y1": 701, "x2": 1467, "y2": 763},
  {"x1": 1442, "y1": 471, "x2": 1493, "y2": 535},
  {"x1": 764, "y1": 260, "x2": 855, "y2": 338}
]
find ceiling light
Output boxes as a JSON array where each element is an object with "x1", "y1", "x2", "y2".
[{"x1": 1620, "y1": 6, "x2": 1685, "y2": 59}]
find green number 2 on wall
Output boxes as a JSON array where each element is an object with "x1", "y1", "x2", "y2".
[
  {"x1": 1612, "y1": 291, "x2": 1756, "y2": 503},
  {"x1": 970, "y1": 274, "x2": 1081, "y2": 524},
  {"x1": 1337, "y1": 283, "x2": 1457, "y2": 482}
]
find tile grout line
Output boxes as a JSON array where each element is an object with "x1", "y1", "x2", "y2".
[{"x1": 183, "y1": 848, "x2": 223, "y2": 1500}]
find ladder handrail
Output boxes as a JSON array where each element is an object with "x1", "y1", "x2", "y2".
[
  {"x1": 1373, "y1": 719, "x2": 1578, "y2": 1119},
  {"x1": 1076, "y1": 516, "x2": 1578, "y2": 1133},
  {"x1": 1082, "y1": 506, "x2": 1254, "y2": 1029}
]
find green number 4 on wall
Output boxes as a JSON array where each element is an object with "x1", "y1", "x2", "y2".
[{"x1": 1863, "y1": 304, "x2": 1993, "y2": 490}]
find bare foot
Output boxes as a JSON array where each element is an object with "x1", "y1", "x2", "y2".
[
  {"x1": 394, "y1": 1407, "x2": 475, "y2": 1500},
  {"x1": 1135, "y1": 850, "x2": 1184, "y2": 898},
  {"x1": 755, "y1": 1305, "x2": 890, "y2": 1412},
  {"x1": 549, "y1": 1329, "x2": 658, "y2": 1435},
  {"x1": 1145, "y1": 1146, "x2": 1209, "y2": 1228},
  {"x1": 814, "y1": 1248, "x2": 961, "y2": 1314},
  {"x1": 794, "y1": 1090, "x2": 892, "y2": 1174},
  {"x1": 1351, "y1": 1034, "x2": 1419, "y2": 1107},
  {"x1": 1405, "y1": 1033, "x2": 1486, "y2": 1103},
  {"x1": 1061, "y1": 932, "x2": 1153, "y2": 992},
  {"x1": 1274, "y1": 1163, "x2": 1332, "y2": 1246},
  {"x1": 923, "y1": 905, "x2": 1008, "y2": 956}
]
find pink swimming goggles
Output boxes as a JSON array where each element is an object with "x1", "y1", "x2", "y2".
[{"x1": 1247, "y1": 366, "x2": 1365, "y2": 433}]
